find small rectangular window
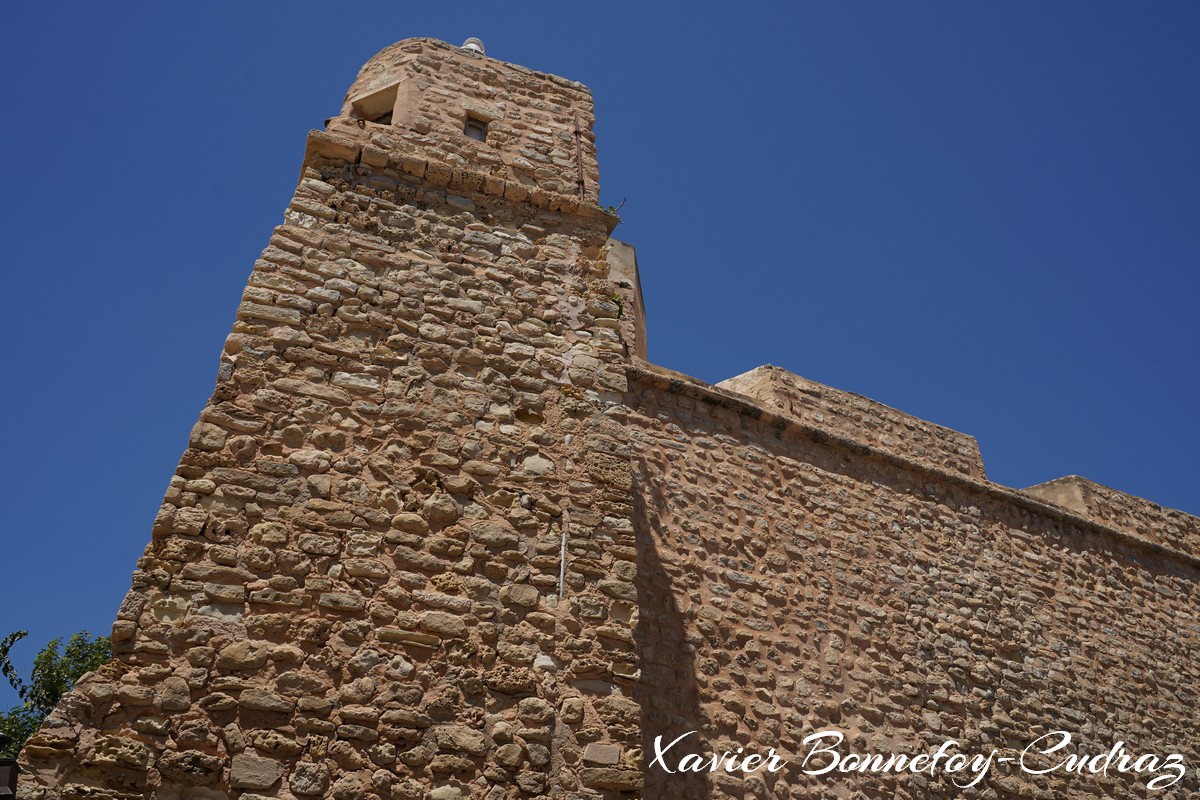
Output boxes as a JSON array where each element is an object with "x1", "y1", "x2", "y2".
[{"x1": 464, "y1": 118, "x2": 488, "y2": 142}]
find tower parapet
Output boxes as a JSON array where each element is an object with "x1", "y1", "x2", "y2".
[{"x1": 331, "y1": 38, "x2": 600, "y2": 200}]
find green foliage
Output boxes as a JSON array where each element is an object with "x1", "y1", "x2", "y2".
[
  {"x1": 0, "y1": 632, "x2": 26, "y2": 698},
  {"x1": 609, "y1": 293, "x2": 625, "y2": 319},
  {"x1": 0, "y1": 630, "x2": 110, "y2": 757},
  {"x1": 605, "y1": 196, "x2": 628, "y2": 217},
  {"x1": 0, "y1": 704, "x2": 40, "y2": 758}
]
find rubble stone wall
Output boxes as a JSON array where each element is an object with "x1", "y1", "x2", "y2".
[
  {"x1": 718, "y1": 366, "x2": 986, "y2": 480},
  {"x1": 1023, "y1": 475, "x2": 1200, "y2": 556},
  {"x1": 628, "y1": 362, "x2": 1200, "y2": 800}
]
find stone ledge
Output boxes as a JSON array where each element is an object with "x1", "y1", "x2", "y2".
[
  {"x1": 1023, "y1": 474, "x2": 1200, "y2": 555},
  {"x1": 301, "y1": 127, "x2": 618, "y2": 232},
  {"x1": 719, "y1": 365, "x2": 986, "y2": 480},
  {"x1": 629, "y1": 358, "x2": 1200, "y2": 569}
]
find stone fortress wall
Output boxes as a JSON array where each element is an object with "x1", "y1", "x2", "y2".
[
  {"x1": 628, "y1": 362, "x2": 1199, "y2": 799},
  {"x1": 18, "y1": 37, "x2": 1199, "y2": 800}
]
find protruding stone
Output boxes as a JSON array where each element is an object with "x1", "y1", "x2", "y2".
[
  {"x1": 579, "y1": 767, "x2": 643, "y2": 791},
  {"x1": 423, "y1": 493, "x2": 460, "y2": 523},
  {"x1": 91, "y1": 735, "x2": 154, "y2": 770},
  {"x1": 216, "y1": 640, "x2": 270, "y2": 671},
  {"x1": 517, "y1": 697, "x2": 554, "y2": 725},
  {"x1": 239, "y1": 688, "x2": 294, "y2": 714},
  {"x1": 379, "y1": 628, "x2": 441, "y2": 648},
  {"x1": 434, "y1": 726, "x2": 487, "y2": 755},
  {"x1": 157, "y1": 750, "x2": 224, "y2": 785},
  {"x1": 160, "y1": 676, "x2": 192, "y2": 711},
  {"x1": 190, "y1": 422, "x2": 228, "y2": 452},
  {"x1": 521, "y1": 455, "x2": 554, "y2": 475},
  {"x1": 583, "y1": 743, "x2": 621, "y2": 765},
  {"x1": 291, "y1": 762, "x2": 330, "y2": 795},
  {"x1": 499, "y1": 584, "x2": 539, "y2": 608},
  {"x1": 494, "y1": 743, "x2": 523, "y2": 769},
  {"x1": 560, "y1": 697, "x2": 584, "y2": 724},
  {"x1": 419, "y1": 611, "x2": 467, "y2": 639}
]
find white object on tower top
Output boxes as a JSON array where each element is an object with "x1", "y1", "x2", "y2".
[{"x1": 461, "y1": 37, "x2": 486, "y2": 55}]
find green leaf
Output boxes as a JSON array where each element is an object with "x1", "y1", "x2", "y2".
[
  {"x1": 0, "y1": 631, "x2": 29, "y2": 696},
  {"x1": 0, "y1": 703, "x2": 40, "y2": 758}
]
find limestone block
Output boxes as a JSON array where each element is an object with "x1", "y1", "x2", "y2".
[
  {"x1": 230, "y1": 754, "x2": 282, "y2": 789},
  {"x1": 216, "y1": 641, "x2": 269, "y2": 671}
]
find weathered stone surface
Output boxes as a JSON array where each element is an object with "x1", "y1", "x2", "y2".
[
  {"x1": 499, "y1": 584, "x2": 539, "y2": 608},
  {"x1": 494, "y1": 743, "x2": 523, "y2": 769},
  {"x1": 516, "y1": 697, "x2": 554, "y2": 725},
  {"x1": 580, "y1": 767, "x2": 642, "y2": 790},
  {"x1": 378, "y1": 628, "x2": 440, "y2": 648},
  {"x1": 239, "y1": 688, "x2": 294, "y2": 713},
  {"x1": 483, "y1": 665, "x2": 538, "y2": 696},
  {"x1": 216, "y1": 640, "x2": 269, "y2": 670},
  {"x1": 157, "y1": 750, "x2": 223, "y2": 785},
  {"x1": 115, "y1": 685, "x2": 154, "y2": 706},
  {"x1": 250, "y1": 729, "x2": 303, "y2": 757},
  {"x1": 433, "y1": 725, "x2": 487, "y2": 755},
  {"x1": 90, "y1": 736, "x2": 154, "y2": 770},
  {"x1": 470, "y1": 521, "x2": 519, "y2": 550},
  {"x1": 230, "y1": 754, "x2": 281, "y2": 789},
  {"x1": 189, "y1": 422, "x2": 228, "y2": 452},
  {"x1": 418, "y1": 611, "x2": 467, "y2": 639},
  {"x1": 319, "y1": 592, "x2": 366, "y2": 612},
  {"x1": 290, "y1": 762, "x2": 330, "y2": 795},
  {"x1": 423, "y1": 493, "x2": 460, "y2": 523},
  {"x1": 521, "y1": 455, "x2": 554, "y2": 475},
  {"x1": 560, "y1": 697, "x2": 584, "y2": 724},
  {"x1": 582, "y1": 743, "x2": 621, "y2": 765},
  {"x1": 159, "y1": 676, "x2": 192, "y2": 711}
]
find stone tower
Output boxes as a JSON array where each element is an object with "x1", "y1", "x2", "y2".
[
  {"x1": 20, "y1": 38, "x2": 645, "y2": 800},
  {"x1": 18, "y1": 35, "x2": 1200, "y2": 800}
]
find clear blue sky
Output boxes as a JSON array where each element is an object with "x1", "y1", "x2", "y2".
[{"x1": 2, "y1": 2, "x2": 1198, "y2": 703}]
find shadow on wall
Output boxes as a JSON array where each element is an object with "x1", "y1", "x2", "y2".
[
  {"x1": 633, "y1": 471, "x2": 801, "y2": 800},
  {"x1": 633, "y1": 476, "x2": 713, "y2": 800},
  {"x1": 624, "y1": 373, "x2": 1200, "y2": 799}
]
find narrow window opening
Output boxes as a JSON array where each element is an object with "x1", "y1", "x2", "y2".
[
  {"x1": 349, "y1": 84, "x2": 398, "y2": 126},
  {"x1": 464, "y1": 117, "x2": 488, "y2": 142}
]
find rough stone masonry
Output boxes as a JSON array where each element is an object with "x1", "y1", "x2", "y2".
[{"x1": 18, "y1": 37, "x2": 1199, "y2": 800}]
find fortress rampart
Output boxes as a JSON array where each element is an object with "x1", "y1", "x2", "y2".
[
  {"x1": 628, "y1": 360, "x2": 1198, "y2": 798},
  {"x1": 17, "y1": 37, "x2": 1198, "y2": 800}
]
